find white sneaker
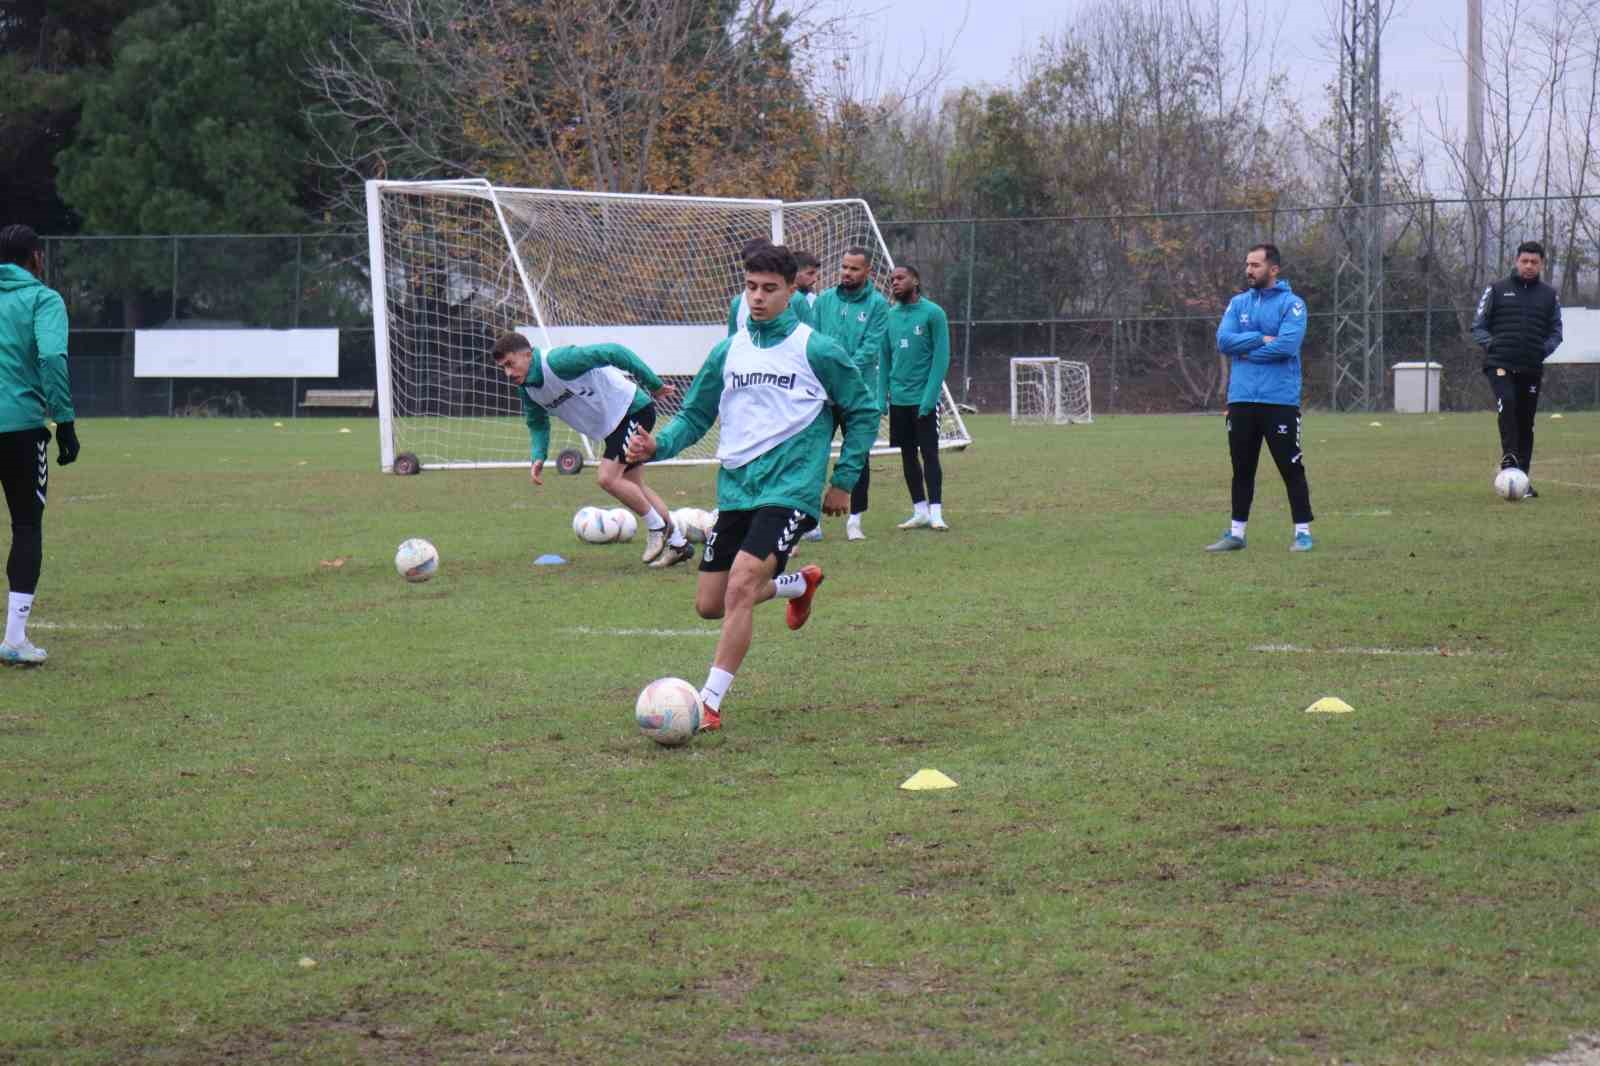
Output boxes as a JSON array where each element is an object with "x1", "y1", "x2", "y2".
[
  {"x1": 897, "y1": 513, "x2": 931, "y2": 530},
  {"x1": 0, "y1": 640, "x2": 47, "y2": 665},
  {"x1": 642, "y1": 523, "x2": 669, "y2": 563},
  {"x1": 846, "y1": 524, "x2": 865, "y2": 541},
  {"x1": 801, "y1": 527, "x2": 823, "y2": 542},
  {"x1": 930, "y1": 516, "x2": 949, "y2": 532}
]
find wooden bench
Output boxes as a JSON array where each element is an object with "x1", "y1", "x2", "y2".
[{"x1": 300, "y1": 388, "x2": 376, "y2": 410}]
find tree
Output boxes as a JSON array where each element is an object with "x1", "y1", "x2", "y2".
[
  {"x1": 308, "y1": 0, "x2": 826, "y2": 203},
  {"x1": 0, "y1": 0, "x2": 160, "y2": 231},
  {"x1": 57, "y1": 0, "x2": 350, "y2": 234}
]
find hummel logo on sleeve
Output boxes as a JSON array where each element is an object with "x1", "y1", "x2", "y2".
[{"x1": 1292, "y1": 304, "x2": 1304, "y2": 316}]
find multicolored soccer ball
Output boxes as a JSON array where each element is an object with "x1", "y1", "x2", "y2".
[
  {"x1": 573, "y1": 506, "x2": 617, "y2": 543},
  {"x1": 607, "y1": 508, "x2": 639, "y2": 542},
  {"x1": 394, "y1": 538, "x2": 439, "y2": 582},
  {"x1": 634, "y1": 677, "x2": 703, "y2": 747},
  {"x1": 1493, "y1": 467, "x2": 1530, "y2": 502}
]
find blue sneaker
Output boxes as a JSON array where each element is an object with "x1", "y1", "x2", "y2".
[
  {"x1": 1290, "y1": 531, "x2": 1314, "y2": 552},
  {"x1": 801, "y1": 527, "x2": 823, "y2": 542},
  {"x1": 1204, "y1": 533, "x2": 1246, "y2": 552}
]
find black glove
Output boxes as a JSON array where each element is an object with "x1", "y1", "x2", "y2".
[{"x1": 55, "y1": 421, "x2": 80, "y2": 466}]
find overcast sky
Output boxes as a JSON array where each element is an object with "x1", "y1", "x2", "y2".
[{"x1": 824, "y1": 0, "x2": 1476, "y2": 148}]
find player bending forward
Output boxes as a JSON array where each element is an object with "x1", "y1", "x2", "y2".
[
  {"x1": 627, "y1": 243, "x2": 878, "y2": 731},
  {"x1": 491, "y1": 333, "x2": 693, "y2": 567}
]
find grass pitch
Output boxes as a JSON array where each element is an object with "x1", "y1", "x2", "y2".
[{"x1": 2, "y1": 412, "x2": 1598, "y2": 1064}]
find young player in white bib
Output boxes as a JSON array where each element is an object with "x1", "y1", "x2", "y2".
[
  {"x1": 627, "y1": 244, "x2": 878, "y2": 732},
  {"x1": 491, "y1": 333, "x2": 692, "y2": 567}
]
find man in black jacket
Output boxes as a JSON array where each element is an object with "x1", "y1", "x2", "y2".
[{"x1": 1471, "y1": 240, "x2": 1563, "y2": 496}]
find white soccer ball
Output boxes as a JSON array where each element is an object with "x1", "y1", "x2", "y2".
[
  {"x1": 394, "y1": 537, "x2": 439, "y2": 582},
  {"x1": 672, "y1": 508, "x2": 707, "y2": 544},
  {"x1": 573, "y1": 506, "x2": 615, "y2": 543},
  {"x1": 1493, "y1": 467, "x2": 1531, "y2": 502},
  {"x1": 607, "y1": 508, "x2": 638, "y2": 542},
  {"x1": 634, "y1": 677, "x2": 704, "y2": 747}
]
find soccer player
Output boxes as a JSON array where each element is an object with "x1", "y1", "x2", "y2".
[
  {"x1": 1207, "y1": 242, "x2": 1314, "y2": 553},
  {"x1": 626, "y1": 243, "x2": 877, "y2": 732},
  {"x1": 490, "y1": 333, "x2": 693, "y2": 568},
  {"x1": 881, "y1": 264, "x2": 951, "y2": 531},
  {"x1": 0, "y1": 224, "x2": 80, "y2": 665},
  {"x1": 813, "y1": 245, "x2": 890, "y2": 540},
  {"x1": 1470, "y1": 240, "x2": 1563, "y2": 496},
  {"x1": 726, "y1": 241, "x2": 814, "y2": 335},
  {"x1": 794, "y1": 250, "x2": 821, "y2": 311}
]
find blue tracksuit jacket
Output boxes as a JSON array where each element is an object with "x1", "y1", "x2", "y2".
[{"x1": 1216, "y1": 280, "x2": 1307, "y2": 407}]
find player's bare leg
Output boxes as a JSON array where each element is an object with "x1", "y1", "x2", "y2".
[
  {"x1": 693, "y1": 551, "x2": 779, "y2": 729},
  {"x1": 599, "y1": 458, "x2": 686, "y2": 564}
]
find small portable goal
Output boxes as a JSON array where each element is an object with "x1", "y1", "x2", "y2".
[{"x1": 1009, "y1": 357, "x2": 1092, "y2": 424}]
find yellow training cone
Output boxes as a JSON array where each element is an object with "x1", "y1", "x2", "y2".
[
  {"x1": 1305, "y1": 696, "x2": 1354, "y2": 714},
  {"x1": 1550, "y1": 413, "x2": 1564, "y2": 420},
  {"x1": 900, "y1": 768, "x2": 958, "y2": 791},
  {"x1": 1368, "y1": 421, "x2": 1383, "y2": 427}
]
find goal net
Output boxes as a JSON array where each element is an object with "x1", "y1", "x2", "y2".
[
  {"x1": 1010, "y1": 357, "x2": 1093, "y2": 424},
  {"x1": 365, "y1": 179, "x2": 972, "y2": 471}
]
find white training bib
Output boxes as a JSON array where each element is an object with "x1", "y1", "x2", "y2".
[
  {"x1": 716, "y1": 322, "x2": 826, "y2": 469},
  {"x1": 520, "y1": 349, "x2": 637, "y2": 441}
]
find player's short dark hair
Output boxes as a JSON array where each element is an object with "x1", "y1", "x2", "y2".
[
  {"x1": 843, "y1": 245, "x2": 872, "y2": 264},
  {"x1": 745, "y1": 243, "x2": 798, "y2": 283},
  {"x1": 1249, "y1": 243, "x2": 1281, "y2": 267},
  {"x1": 739, "y1": 237, "x2": 772, "y2": 259},
  {"x1": 793, "y1": 250, "x2": 820, "y2": 270},
  {"x1": 0, "y1": 224, "x2": 41, "y2": 266},
  {"x1": 1516, "y1": 240, "x2": 1546, "y2": 259},
  {"x1": 491, "y1": 331, "x2": 533, "y2": 360}
]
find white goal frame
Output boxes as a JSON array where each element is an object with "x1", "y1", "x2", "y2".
[
  {"x1": 365, "y1": 179, "x2": 972, "y2": 471},
  {"x1": 1009, "y1": 357, "x2": 1093, "y2": 424}
]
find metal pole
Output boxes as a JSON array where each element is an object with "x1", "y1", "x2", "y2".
[
  {"x1": 1424, "y1": 200, "x2": 1434, "y2": 413},
  {"x1": 962, "y1": 220, "x2": 975, "y2": 403}
]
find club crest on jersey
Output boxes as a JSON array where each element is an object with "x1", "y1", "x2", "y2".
[
  {"x1": 857, "y1": 311, "x2": 868, "y2": 322},
  {"x1": 914, "y1": 325, "x2": 923, "y2": 335}
]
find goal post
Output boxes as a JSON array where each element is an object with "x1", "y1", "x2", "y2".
[
  {"x1": 365, "y1": 179, "x2": 971, "y2": 472},
  {"x1": 1010, "y1": 357, "x2": 1093, "y2": 425}
]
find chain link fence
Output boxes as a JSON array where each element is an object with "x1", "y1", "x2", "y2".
[{"x1": 44, "y1": 194, "x2": 1600, "y2": 419}]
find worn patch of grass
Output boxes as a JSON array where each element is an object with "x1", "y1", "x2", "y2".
[{"x1": 1, "y1": 412, "x2": 1597, "y2": 1064}]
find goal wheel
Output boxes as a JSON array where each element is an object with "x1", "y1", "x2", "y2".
[
  {"x1": 556, "y1": 448, "x2": 585, "y2": 475},
  {"x1": 393, "y1": 452, "x2": 421, "y2": 476}
]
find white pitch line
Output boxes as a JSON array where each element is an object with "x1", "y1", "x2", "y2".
[
  {"x1": 1251, "y1": 643, "x2": 1501, "y2": 658},
  {"x1": 28, "y1": 621, "x2": 145, "y2": 631},
  {"x1": 566, "y1": 626, "x2": 719, "y2": 638},
  {"x1": 1535, "y1": 479, "x2": 1600, "y2": 492}
]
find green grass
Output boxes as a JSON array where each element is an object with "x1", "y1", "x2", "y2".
[{"x1": 2, "y1": 411, "x2": 1598, "y2": 1064}]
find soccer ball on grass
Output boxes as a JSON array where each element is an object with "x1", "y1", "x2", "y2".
[
  {"x1": 573, "y1": 506, "x2": 619, "y2": 543},
  {"x1": 607, "y1": 508, "x2": 638, "y2": 542},
  {"x1": 394, "y1": 538, "x2": 439, "y2": 582},
  {"x1": 1493, "y1": 467, "x2": 1531, "y2": 502},
  {"x1": 635, "y1": 677, "x2": 704, "y2": 747}
]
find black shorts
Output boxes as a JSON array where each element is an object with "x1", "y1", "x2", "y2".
[
  {"x1": 888, "y1": 404, "x2": 934, "y2": 448},
  {"x1": 0, "y1": 426, "x2": 50, "y2": 526},
  {"x1": 601, "y1": 403, "x2": 656, "y2": 466},
  {"x1": 699, "y1": 506, "x2": 817, "y2": 576}
]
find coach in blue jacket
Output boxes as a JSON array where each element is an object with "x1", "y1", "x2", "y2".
[{"x1": 1205, "y1": 242, "x2": 1315, "y2": 554}]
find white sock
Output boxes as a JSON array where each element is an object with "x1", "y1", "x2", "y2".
[
  {"x1": 847, "y1": 513, "x2": 862, "y2": 528},
  {"x1": 1230, "y1": 520, "x2": 1247, "y2": 539},
  {"x1": 6, "y1": 592, "x2": 33, "y2": 646},
  {"x1": 914, "y1": 500, "x2": 929, "y2": 518},
  {"x1": 1294, "y1": 522, "x2": 1311, "y2": 536},
  {"x1": 643, "y1": 508, "x2": 665, "y2": 531},
  {"x1": 774, "y1": 571, "x2": 808, "y2": 599},
  {"x1": 700, "y1": 667, "x2": 735, "y2": 711},
  {"x1": 667, "y1": 525, "x2": 689, "y2": 547},
  {"x1": 929, "y1": 503, "x2": 944, "y2": 522}
]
